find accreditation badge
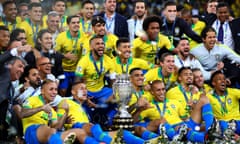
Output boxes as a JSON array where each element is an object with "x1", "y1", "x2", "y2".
[{"x1": 175, "y1": 27, "x2": 180, "y2": 35}]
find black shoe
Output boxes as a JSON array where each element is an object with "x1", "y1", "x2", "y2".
[{"x1": 205, "y1": 118, "x2": 223, "y2": 143}]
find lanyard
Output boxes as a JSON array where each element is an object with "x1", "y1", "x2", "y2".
[
  {"x1": 90, "y1": 52, "x2": 103, "y2": 78},
  {"x1": 154, "y1": 99, "x2": 167, "y2": 117},
  {"x1": 81, "y1": 18, "x2": 91, "y2": 32},
  {"x1": 2, "y1": 17, "x2": 16, "y2": 30},
  {"x1": 213, "y1": 91, "x2": 228, "y2": 115},
  {"x1": 163, "y1": 17, "x2": 176, "y2": 44},
  {"x1": 134, "y1": 89, "x2": 144, "y2": 99},
  {"x1": 72, "y1": 37, "x2": 78, "y2": 50},
  {"x1": 177, "y1": 55, "x2": 184, "y2": 66},
  {"x1": 134, "y1": 19, "x2": 137, "y2": 34},
  {"x1": 158, "y1": 68, "x2": 171, "y2": 89},
  {"x1": 69, "y1": 30, "x2": 81, "y2": 54},
  {"x1": 104, "y1": 14, "x2": 115, "y2": 31},
  {"x1": 30, "y1": 88, "x2": 39, "y2": 96},
  {"x1": 28, "y1": 19, "x2": 39, "y2": 43},
  {"x1": 60, "y1": 16, "x2": 65, "y2": 29},
  {"x1": 121, "y1": 62, "x2": 129, "y2": 74},
  {"x1": 178, "y1": 84, "x2": 192, "y2": 103},
  {"x1": 117, "y1": 56, "x2": 130, "y2": 74}
]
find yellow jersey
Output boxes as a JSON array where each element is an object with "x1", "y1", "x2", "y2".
[
  {"x1": 0, "y1": 17, "x2": 21, "y2": 32},
  {"x1": 189, "y1": 20, "x2": 205, "y2": 49},
  {"x1": 81, "y1": 34, "x2": 118, "y2": 58},
  {"x1": 200, "y1": 84, "x2": 212, "y2": 94},
  {"x1": 166, "y1": 85, "x2": 201, "y2": 119},
  {"x1": 55, "y1": 30, "x2": 85, "y2": 72},
  {"x1": 113, "y1": 56, "x2": 154, "y2": 75},
  {"x1": 19, "y1": 18, "x2": 43, "y2": 47},
  {"x1": 140, "y1": 98, "x2": 184, "y2": 125},
  {"x1": 22, "y1": 95, "x2": 58, "y2": 133},
  {"x1": 207, "y1": 88, "x2": 240, "y2": 121},
  {"x1": 79, "y1": 18, "x2": 93, "y2": 36},
  {"x1": 128, "y1": 90, "x2": 152, "y2": 106},
  {"x1": 132, "y1": 33, "x2": 173, "y2": 63},
  {"x1": 57, "y1": 99, "x2": 89, "y2": 128},
  {"x1": 75, "y1": 53, "x2": 116, "y2": 92},
  {"x1": 144, "y1": 67, "x2": 178, "y2": 90}
]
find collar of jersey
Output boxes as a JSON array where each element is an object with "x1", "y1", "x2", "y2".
[
  {"x1": 2, "y1": 16, "x2": 17, "y2": 24},
  {"x1": 89, "y1": 52, "x2": 103, "y2": 62},
  {"x1": 38, "y1": 94, "x2": 46, "y2": 104},
  {"x1": 146, "y1": 35, "x2": 159, "y2": 44},
  {"x1": 116, "y1": 56, "x2": 133, "y2": 64},
  {"x1": 152, "y1": 98, "x2": 169, "y2": 104},
  {"x1": 66, "y1": 30, "x2": 81, "y2": 39}
]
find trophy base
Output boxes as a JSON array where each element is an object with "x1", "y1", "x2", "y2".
[{"x1": 112, "y1": 116, "x2": 134, "y2": 132}]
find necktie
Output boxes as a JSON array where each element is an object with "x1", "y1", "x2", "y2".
[{"x1": 218, "y1": 23, "x2": 224, "y2": 43}]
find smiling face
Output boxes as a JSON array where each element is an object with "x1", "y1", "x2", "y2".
[
  {"x1": 151, "y1": 81, "x2": 166, "y2": 102},
  {"x1": 178, "y1": 68, "x2": 193, "y2": 86},
  {"x1": 82, "y1": 3, "x2": 95, "y2": 20},
  {"x1": 0, "y1": 29, "x2": 10, "y2": 49},
  {"x1": 211, "y1": 73, "x2": 226, "y2": 93},
  {"x1": 29, "y1": 6, "x2": 42, "y2": 23},
  {"x1": 134, "y1": 2, "x2": 146, "y2": 18},
  {"x1": 117, "y1": 42, "x2": 131, "y2": 59},
  {"x1": 130, "y1": 69, "x2": 144, "y2": 88},
  {"x1": 38, "y1": 32, "x2": 53, "y2": 51},
  {"x1": 216, "y1": 6, "x2": 229, "y2": 23},
  {"x1": 47, "y1": 15, "x2": 60, "y2": 33},
  {"x1": 178, "y1": 39, "x2": 190, "y2": 57},
  {"x1": 3, "y1": 2, "x2": 17, "y2": 22},
  {"x1": 68, "y1": 17, "x2": 80, "y2": 33},
  {"x1": 160, "y1": 55, "x2": 175, "y2": 75},
  {"x1": 203, "y1": 31, "x2": 217, "y2": 50},
  {"x1": 92, "y1": 23, "x2": 106, "y2": 36},
  {"x1": 91, "y1": 37, "x2": 105, "y2": 58},
  {"x1": 104, "y1": 0, "x2": 116, "y2": 14},
  {"x1": 193, "y1": 70, "x2": 204, "y2": 89},
  {"x1": 164, "y1": 5, "x2": 177, "y2": 22},
  {"x1": 25, "y1": 68, "x2": 41, "y2": 88},
  {"x1": 37, "y1": 57, "x2": 52, "y2": 75},
  {"x1": 41, "y1": 81, "x2": 58, "y2": 103},
  {"x1": 9, "y1": 59, "x2": 25, "y2": 81}
]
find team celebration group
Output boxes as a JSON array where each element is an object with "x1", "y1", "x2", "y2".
[{"x1": 0, "y1": 0, "x2": 240, "y2": 143}]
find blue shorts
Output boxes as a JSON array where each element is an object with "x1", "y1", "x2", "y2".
[
  {"x1": 87, "y1": 87, "x2": 113, "y2": 103},
  {"x1": 134, "y1": 122, "x2": 149, "y2": 128},
  {"x1": 72, "y1": 122, "x2": 85, "y2": 129},
  {"x1": 59, "y1": 72, "x2": 75, "y2": 89},
  {"x1": 185, "y1": 118, "x2": 201, "y2": 130},
  {"x1": 25, "y1": 125, "x2": 41, "y2": 144}
]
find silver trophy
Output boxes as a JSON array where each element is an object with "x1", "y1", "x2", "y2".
[
  {"x1": 112, "y1": 74, "x2": 134, "y2": 132},
  {"x1": 112, "y1": 74, "x2": 133, "y2": 118}
]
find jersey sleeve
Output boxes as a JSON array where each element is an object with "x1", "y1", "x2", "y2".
[
  {"x1": 55, "y1": 34, "x2": 63, "y2": 52},
  {"x1": 144, "y1": 69, "x2": 155, "y2": 85}
]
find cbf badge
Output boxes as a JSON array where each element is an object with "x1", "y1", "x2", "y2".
[
  {"x1": 175, "y1": 27, "x2": 180, "y2": 35},
  {"x1": 227, "y1": 98, "x2": 232, "y2": 104},
  {"x1": 171, "y1": 104, "x2": 175, "y2": 109},
  {"x1": 76, "y1": 66, "x2": 82, "y2": 72}
]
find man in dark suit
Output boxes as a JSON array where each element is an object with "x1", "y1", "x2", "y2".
[
  {"x1": 97, "y1": 0, "x2": 129, "y2": 38},
  {"x1": 230, "y1": 17, "x2": 240, "y2": 55},
  {"x1": 0, "y1": 26, "x2": 30, "y2": 141}
]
